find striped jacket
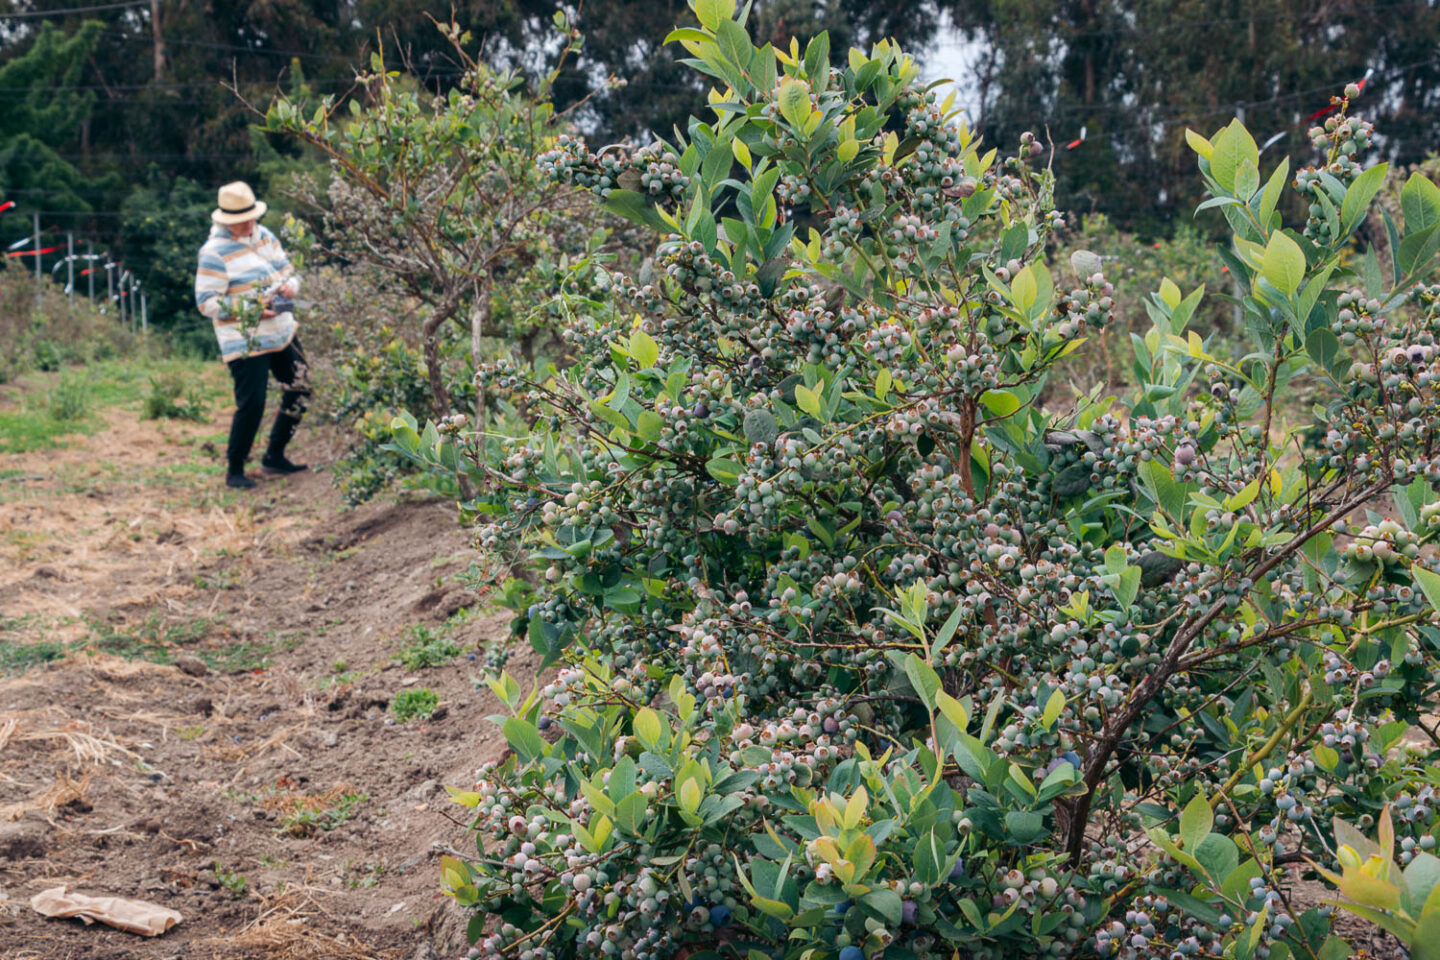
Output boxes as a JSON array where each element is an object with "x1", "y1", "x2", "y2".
[{"x1": 194, "y1": 223, "x2": 302, "y2": 362}]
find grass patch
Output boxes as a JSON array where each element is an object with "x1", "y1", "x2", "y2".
[
  {"x1": 395, "y1": 623, "x2": 461, "y2": 670},
  {"x1": 83, "y1": 614, "x2": 271, "y2": 672},
  {"x1": 0, "y1": 358, "x2": 220, "y2": 454},
  {"x1": 0, "y1": 638, "x2": 76, "y2": 676},
  {"x1": 276, "y1": 789, "x2": 368, "y2": 838},
  {"x1": 389, "y1": 687, "x2": 438, "y2": 722},
  {"x1": 141, "y1": 370, "x2": 209, "y2": 421}
]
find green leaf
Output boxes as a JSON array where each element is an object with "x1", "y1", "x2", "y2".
[
  {"x1": 1104, "y1": 543, "x2": 1128, "y2": 575},
  {"x1": 614, "y1": 792, "x2": 648, "y2": 835},
  {"x1": 777, "y1": 77, "x2": 810, "y2": 130},
  {"x1": 1209, "y1": 119, "x2": 1258, "y2": 194},
  {"x1": 693, "y1": 0, "x2": 734, "y2": 30},
  {"x1": 979, "y1": 389, "x2": 1021, "y2": 418},
  {"x1": 637, "y1": 410, "x2": 664, "y2": 442},
  {"x1": 1341, "y1": 162, "x2": 1388, "y2": 232},
  {"x1": 903, "y1": 653, "x2": 941, "y2": 712},
  {"x1": 1011, "y1": 266, "x2": 1037, "y2": 311},
  {"x1": 502, "y1": 717, "x2": 545, "y2": 763},
  {"x1": 793, "y1": 382, "x2": 822, "y2": 417},
  {"x1": 1414, "y1": 565, "x2": 1440, "y2": 615},
  {"x1": 1257, "y1": 158, "x2": 1290, "y2": 229},
  {"x1": 631, "y1": 330, "x2": 659, "y2": 368},
  {"x1": 1179, "y1": 792, "x2": 1213, "y2": 852},
  {"x1": 861, "y1": 888, "x2": 903, "y2": 925},
  {"x1": 600, "y1": 188, "x2": 662, "y2": 229},
  {"x1": 1415, "y1": 907, "x2": 1440, "y2": 960},
  {"x1": 705, "y1": 457, "x2": 744, "y2": 485},
  {"x1": 1402, "y1": 173, "x2": 1440, "y2": 234},
  {"x1": 1235, "y1": 158, "x2": 1260, "y2": 200},
  {"x1": 665, "y1": 27, "x2": 714, "y2": 44},
  {"x1": 1040, "y1": 688, "x2": 1065, "y2": 729},
  {"x1": 1004, "y1": 810, "x2": 1046, "y2": 843},
  {"x1": 1193, "y1": 833, "x2": 1239, "y2": 885},
  {"x1": 1260, "y1": 230, "x2": 1305, "y2": 296},
  {"x1": 633, "y1": 707, "x2": 662, "y2": 745}
]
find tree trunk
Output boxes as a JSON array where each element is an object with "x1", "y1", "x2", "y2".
[
  {"x1": 422, "y1": 307, "x2": 454, "y2": 421},
  {"x1": 150, "y1": 0, "x2": 166, "y2": 82},
  {"x1": 470, "y1": 273, "x2": 491, "y2": 431}
]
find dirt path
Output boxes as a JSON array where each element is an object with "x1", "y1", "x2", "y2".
[{"x1": 0, "y1": 371, "x2": 523, "y2": 959}]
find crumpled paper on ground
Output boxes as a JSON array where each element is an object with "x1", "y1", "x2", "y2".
[{"x1": 29, "y1": 886, "x2": 182, "y2": 936}]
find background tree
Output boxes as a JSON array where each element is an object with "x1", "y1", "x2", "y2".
[{"x1": 951, "y1": 0, "x2": 1440, "y2": 233}]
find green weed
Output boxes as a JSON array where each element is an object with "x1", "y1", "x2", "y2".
[
  {"x1": 395, "y1": 624, "x2": 461, "y2": 670},
  {"x1": 389, "y1": 688, "x2": 438, "y2": 722},
  {"x1": 213, "y1": 862, "x2": 249, "y2": 899}
]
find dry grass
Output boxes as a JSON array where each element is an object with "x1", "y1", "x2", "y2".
[
  {"x1": 0, "y1": 770, "x2": 90, "y2": 822},
  {"x1": 210, "y1": 886, "x2": 397, "y2": 960}
]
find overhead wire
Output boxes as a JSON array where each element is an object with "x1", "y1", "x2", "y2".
[{"x1": 0, "y1": 0, "x2": 145, "y2": 19}]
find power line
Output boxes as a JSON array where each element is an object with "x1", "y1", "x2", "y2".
[{"x1": 0, "y1": 0, "x2": 145, "y2": 19}]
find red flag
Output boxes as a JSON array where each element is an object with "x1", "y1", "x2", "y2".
[
  {"x1": 1305, "y1": 68, "x2": 1373, "y2": 122},
  {"x1": 5, "y1": 245, "x2": 62, "y2": 258}
]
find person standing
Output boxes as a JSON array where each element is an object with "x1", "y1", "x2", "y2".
[{"x1": 195, "y1": 182, "x2": 310, "y2": 489}]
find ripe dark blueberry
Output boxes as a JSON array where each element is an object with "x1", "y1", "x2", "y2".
[
  {"x1": 840, "y1": 947, "x2": 864, "y2": 960},
  {"x1": 709, "y1": 904, "x2": 731, "y2": 926},
  {"x1": 835, "y1": 899, "x2": 852, "y2": 915},
  {"x1": 901, "y1": 899, "x2": 918, "y2": 925},
  {"x1": 1062, "y1": 750, "x2": 1081, "y2": 768},
  {"x1": 823, "y1": 716, "x2": 839, "y2": 734},
  {"x1": 538, "y1": 716, "x2": 552, "y2": 730},
  {"x1": 950, "y1": 858, "x2": 966, "y2": 880},
  {"x1": 693, "y1": 402, "x2": 710, "y2": 418}
]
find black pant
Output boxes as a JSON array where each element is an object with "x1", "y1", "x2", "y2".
[{"x1": 226, "y1": 338, "x2": 310, "y2": 475}]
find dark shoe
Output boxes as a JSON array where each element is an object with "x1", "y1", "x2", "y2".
[
  {"x1": 226, "y1": 472, "x2": 257, "y2": 489},
  {"x1": 261, "y1": 455, "x2": 308, "y2": 476}
]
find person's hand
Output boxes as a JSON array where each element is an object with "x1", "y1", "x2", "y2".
[
  {"x1": 260, "y1": 309, "x2": 278, "y2": 319},
  {"x1": 277, "y1": 283, "x2": 296, "y2": 298}
]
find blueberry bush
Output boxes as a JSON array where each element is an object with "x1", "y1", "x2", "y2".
[
  {"x1": 394, "y1": 4, "x2": 1440, "y2": 957},
  {"x1": 261, "y1": 16, "x2": 614, "y2": 499}
]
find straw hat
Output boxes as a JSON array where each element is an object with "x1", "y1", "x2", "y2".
[{"x1": 211, "y1": 181, "x2": 267, "y2": 225}]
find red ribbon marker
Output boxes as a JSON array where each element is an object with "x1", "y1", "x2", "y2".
[{"x1": 1305, "y1": 68, "x2": 1373, "y2": 123}]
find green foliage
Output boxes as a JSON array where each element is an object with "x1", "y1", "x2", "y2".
[
  {"x1": 276, "y1": 790, "x2": 369, "y2": 838},
  {"x1": 389, "y1": 687, "x2": 439, "y2": 722},
  {"x1": 399, "y1": 13, "x2": 1440, "y2": 960},
  {"x1": 213, "y1": 862, "x2": 249, "y2": 900},
  {"x1": 119, "y1": 176, "x2": 223, "y2": 352},
  {"x1": 1319, "y1": 807, "x2": 1440, "y2": 956},
  {"x1": 395, "y1": 624, "x2": 462, "y2": 670},
  {"x1": 324, "y1": 323, "x2": 466, "y2": 505},
  {"x1": 141, "y1": 370, "x2": 208, "y2": 421},
  {"x1": 266, "y1": 19, "x2": 613, "y2": 502},
  {"x1": 46, "y1": 371, "x2": 90, "y2": 421}
]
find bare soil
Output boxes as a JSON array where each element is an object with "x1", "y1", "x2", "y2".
[{"x1": 0, "y1": 374, "x2": 528, "y2": 960}]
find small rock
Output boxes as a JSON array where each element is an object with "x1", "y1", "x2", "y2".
[
  {"x1": 410, "y1": 945, "x2": 441, "y2": 960},
  {"x1": 174, "y1": 656, "x2": 209, "y2": 677},
  {"x1": 406, "y1": 779, "x2": 438, "y2": 801},
  {"x1": 0, "y1": 821, "x2": 47, "y2": 860},
  {"x1": 322, "y1": 730, "x2": 339, "y2": 748},
  {"x1": 193, "y1": 697, "x2": 214, "y2": 716},
  {"x1": 428, "y1": 706, "x2": 448, "y2": 722}
]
